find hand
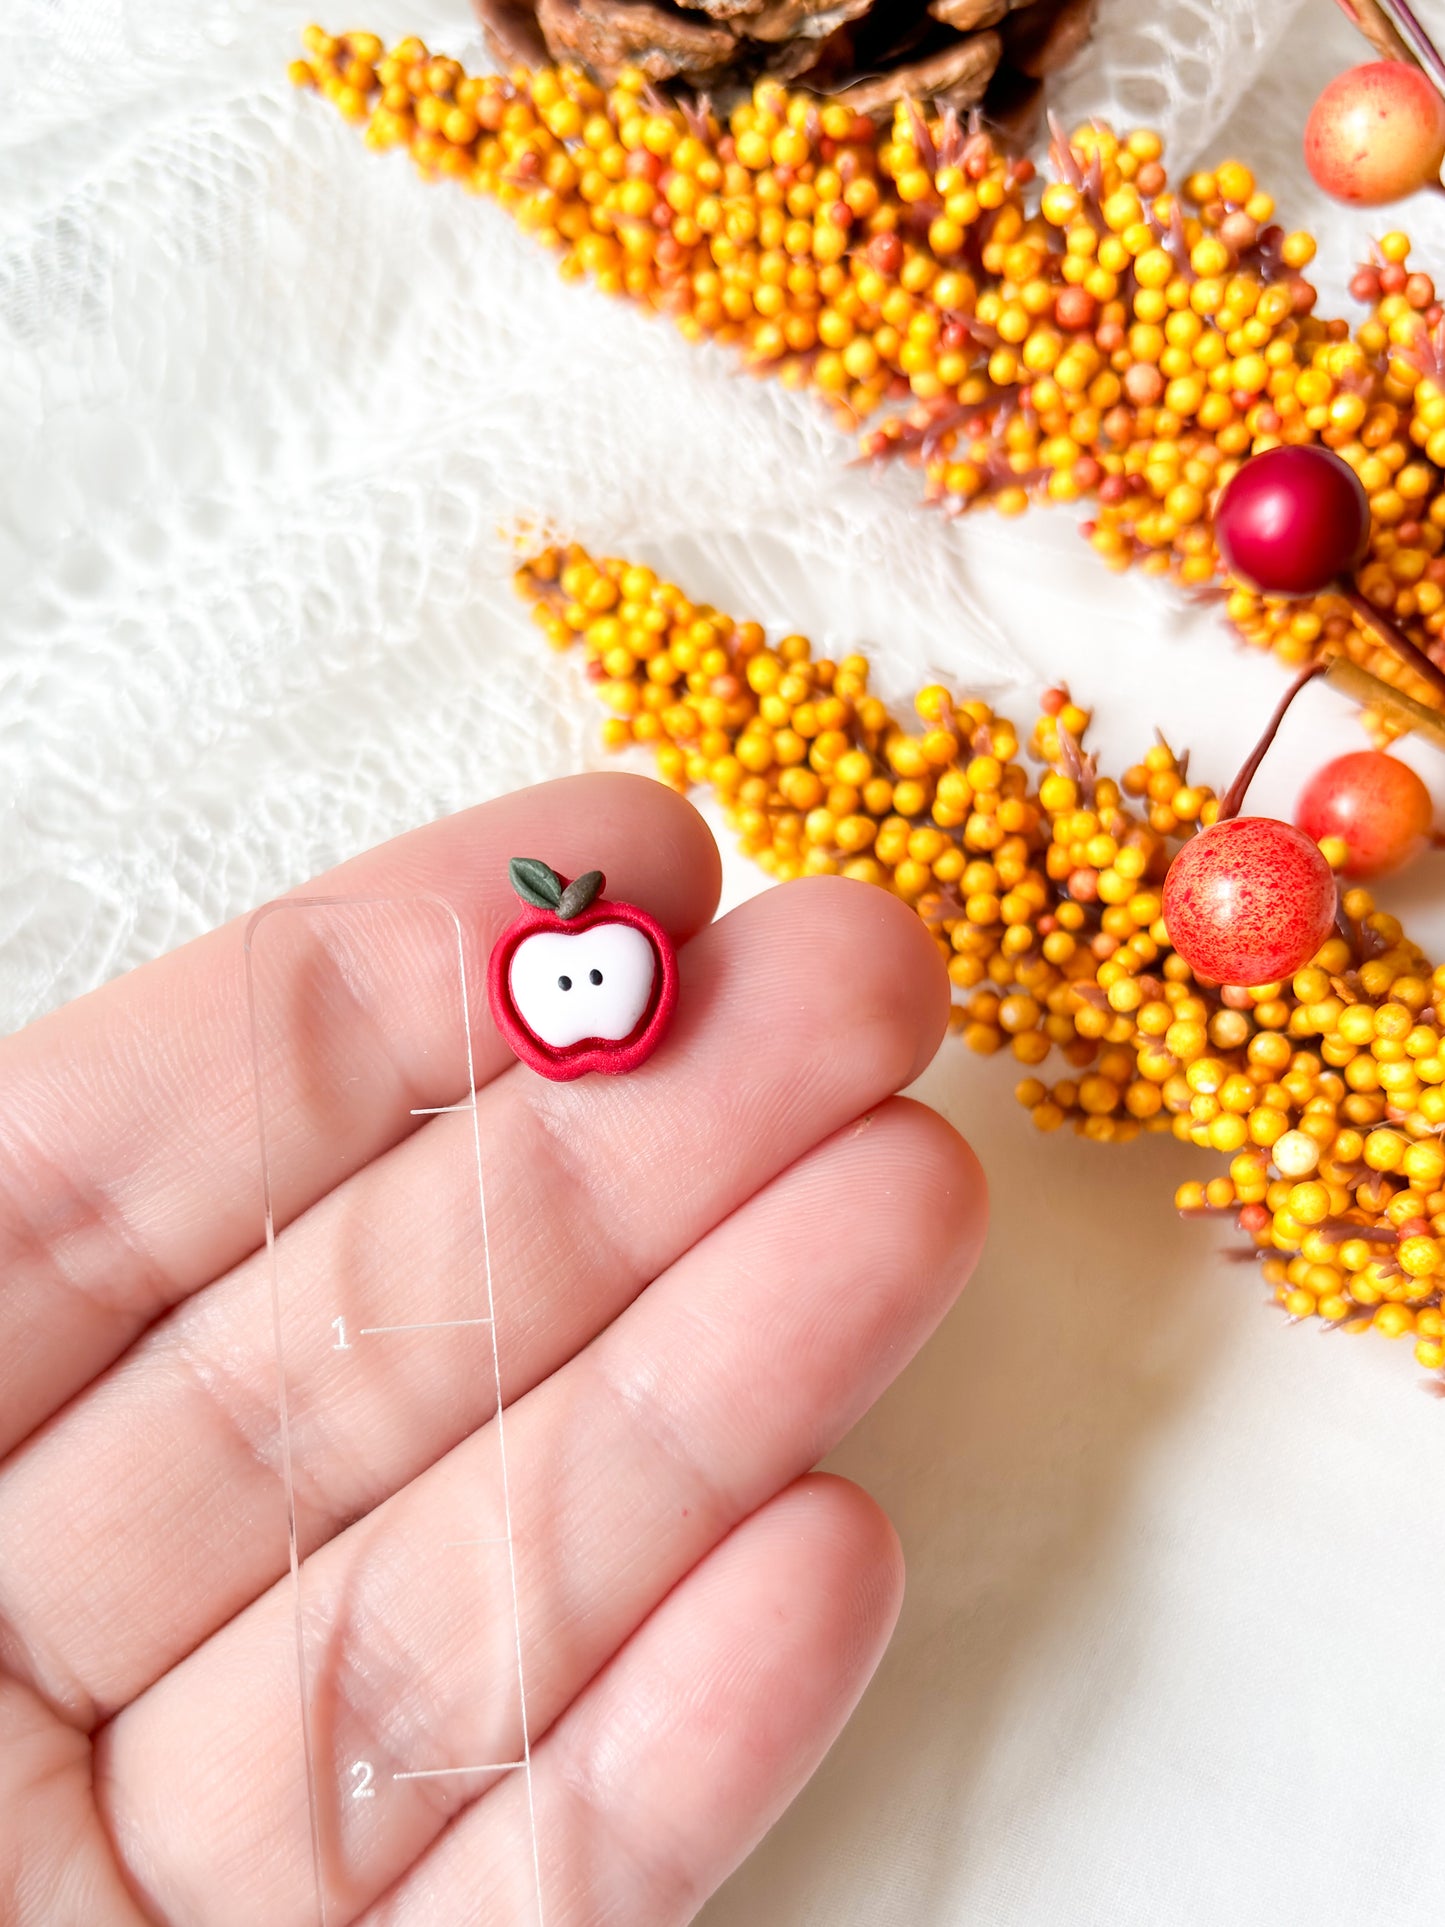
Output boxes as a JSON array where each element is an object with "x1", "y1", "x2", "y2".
[{"x1": 0, "y1": 775, "x2": 985, "y2": 1925}]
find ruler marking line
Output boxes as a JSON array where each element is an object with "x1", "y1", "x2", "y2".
[
  {"x1": 452, "y1": 916, "x2": 546, "y2": 1926},
  {"x1": 393, "y1": 1763, "x2": 525, "y2": 1781},
  {"x1": 357, "y1": 1317, "x2": 493, "y2": 1335}
]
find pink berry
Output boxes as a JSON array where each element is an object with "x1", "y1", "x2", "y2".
[
  {"x1": 1305, "y1": 61, "x2": 1445, "y2": 207},
  {"x1": 1296, "y1": 749, "x2": 1433, "y2": 877},
  {"x1": 1213, "y1": 445, "x2": 1369, "y2": 597},
  {"x1": 1162, "y1": 817, "x2": 1338, "y2": 986}
]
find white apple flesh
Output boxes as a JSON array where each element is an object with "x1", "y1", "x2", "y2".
[{"x1": 508, "y1": 921, "x2": 657, "y2": 1050}]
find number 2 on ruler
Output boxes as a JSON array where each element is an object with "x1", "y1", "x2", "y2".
[{"x1": 350, "y1": 1761, "x2": 375, "y2": 1799}]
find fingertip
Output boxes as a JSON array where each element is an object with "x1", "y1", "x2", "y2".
[
  {"x1": 756, "y1": 875, "x2": 952, "y2": 1090},
  {"x1": 879, "y1": 1094, "x2": 990, "y2": 1291},
  {"x1": 423, "y1": 771, "x2": 722, "y2": 967},
  {"x1": 783, "y1": 1473, "x2": 907, "y2": 1656},
  {"x1": 505, "y1": 772, "x2": 724, "y2": 942},
  {"x1": 672, "y1": 1473, "x2": 907, "y2": 1747}
]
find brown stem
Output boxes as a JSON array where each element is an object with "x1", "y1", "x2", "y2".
[
  {"x1": 1339, "y1": 581, "x2": 1445, "y2": 704},
  {"x1": 1316, "y1": 1221, "x2": 1400, "y2": 1244},
  {"x1": 1218, "y1": 661, "x2": 1327, "y2": 821},
  {"x1": 1323, "y1": 655, "x2": 1445, "y2": 746},
  {"x1": 1385, "y1": 0, "x2": 1445, "y2": 93},
  {"x1": 1333, "y1": 0, "x2": 1417, "y2": 63},
  {"x1": 1335, "y1": 896, "x2": 1364, "y2": 964}
]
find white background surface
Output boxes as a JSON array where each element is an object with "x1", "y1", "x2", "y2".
[{"x1": 7, "y1": 0, "x2": 1445, "y2": 1920}]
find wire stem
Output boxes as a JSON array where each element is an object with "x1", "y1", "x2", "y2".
[
  {"x1": 1333, "y1": 0, "x2": 1416, "y2": 62},
  {"x1": 1384, "y1": 0, "x2": 1445, "y2": 94},
  {"x1": 1219, "y1": 661, "x2": 1327, "y2": 821},
  {"x1": 1338, "y1": 582, "x2": 1445, "y2": 704}
]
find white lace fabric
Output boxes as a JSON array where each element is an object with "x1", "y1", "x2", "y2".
[
  {"x1": 2, "y1": 0, "x2": 1312, "y2": 1028},
  {"x1": 9, "y1": 7, "x2": 1445, "y2": 1926}
]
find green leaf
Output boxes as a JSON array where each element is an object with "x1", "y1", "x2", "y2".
[
  {"x1": 558, "y1": 870, "x2": 605, "y2": 919},
  {"x1": 509, "y1": 857, "x2": 563, "y2": 910}
]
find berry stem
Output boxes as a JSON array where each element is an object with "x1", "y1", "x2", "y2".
[
  {"x1": 1385, "y1": 0, "x2": 1445, "y2": 96},
  {"x1": 1338, "y1": 581, "x2": 1445, "y2": 703},
  {"x1": 1218, "y1": 661, "x2": 1327, "y2": 821},
  {"x1": 1323, "y1": 654, "x2": 1445, "y2": 747},
  {"x1": 1334, "y1": 0, "x2": 1416, "y2": 63}
]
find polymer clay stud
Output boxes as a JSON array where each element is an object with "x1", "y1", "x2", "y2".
[{"x1": 487, "y1": 859, "x2": 679, "y2": 1080}]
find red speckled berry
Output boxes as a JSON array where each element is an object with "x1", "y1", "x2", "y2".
[
  {"x1": 1162, "y1": 817, "x2": 1338, "y2": 986},
  {"x1": 1305, "y1": 62, "x2": 1445, "y2": 207},
  {"x1": 1296, "y1": 749, "x2": 1434, "y2": 877},
  {"x1": 1214, "y1": 445, "x2": 1369, "y2": 596}
]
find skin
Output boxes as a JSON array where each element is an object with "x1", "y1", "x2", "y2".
[
  {"x1": 1296, "y1": 749, "x2": 1434, "y2": 878},
  {"x1": 1305, "y1": 61, "x2": 1445, "y2": 207},
  {"x1": 0, "y1": 772, "x2": 987, "y2": 1927},
  {"x1": 1162, "y1": 815, "x2": 1339, "y2": 986}
]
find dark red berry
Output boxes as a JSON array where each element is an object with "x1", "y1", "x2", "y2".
[
  {"x1": 1162, "y1": 817, "x2": 1338, "y2": 986},
  {"x1": 1214, "y1": 445, "x2": 1369, "y2": 597}
]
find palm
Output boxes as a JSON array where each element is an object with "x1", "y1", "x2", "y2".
[{"x1": 0, "y1": 775, "x2": 984, "y2": 1925}]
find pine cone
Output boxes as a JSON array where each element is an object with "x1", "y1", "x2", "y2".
[{"x1": 474, "y1": 0, "x2": 1094, "y2": 131}]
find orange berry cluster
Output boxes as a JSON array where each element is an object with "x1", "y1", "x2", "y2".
[
  {"x1": 295, "y1": 28, "x2": 1445, "y2": 734},
  {"x1": 514, "y1": 541, "x2": 1445, "y2": 1380}
]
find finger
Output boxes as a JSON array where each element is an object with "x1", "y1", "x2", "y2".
[
  {"x1": 2, "y1": 878, "x2": 946, "y2": 1724},
  {"x1": 0, "y1": 1672, "x2": 150, "y2": 1926},
  {"x1": 0, "y1": 773, "x2": 720, "y2": 1456},
  {"x1": 95, "y1": 1098, "x2": 984, "y2": 1925},
  {"x1": 367, "y1": 1476, "x2": 903, "y2": 1927}
]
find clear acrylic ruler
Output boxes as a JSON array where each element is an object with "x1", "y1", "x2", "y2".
[{"x1": 245, "y1": 894, "x2": 544, "y2": 1925}]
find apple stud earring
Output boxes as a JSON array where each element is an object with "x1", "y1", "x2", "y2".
[{"x1": 487, "y1": 859, "x2": 680, "y2": 1080}]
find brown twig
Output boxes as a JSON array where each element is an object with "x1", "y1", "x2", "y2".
[
  {"x1": 1324, "y1": 654, "x2": 1445, "y2": 747},
  {"x1": 1338, "y1": 582, "x2": 1445, "y2": 705},
  {"x1": 1333, "y1": 0, "x2": 1417, "y2": 63},
  {"x1": 1335, "y1": 897, "x2": 1365, "y2": 966},
  {"x1": 1384, "y1": 0, "x2": 1445, "y2": 91},
  {"x1": 1217, "y1": 661, "x2": 1327, "y2": 820}
]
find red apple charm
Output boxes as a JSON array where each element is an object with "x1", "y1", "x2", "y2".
[{"x1": 487, "y1": 858, "x2": 679, "y2": 1080}]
